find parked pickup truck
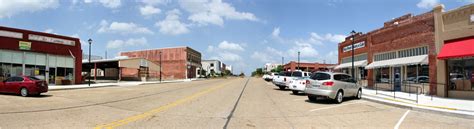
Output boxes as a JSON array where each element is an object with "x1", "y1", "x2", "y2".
[
  {"x1": 288, "y1": 76, "x2": 310, "y2": 95},
  {"x1": 263, "y1": 72, "x2": 278, "y2": 82},
  {"x1": 285, "y1": 71, "x2": 311, "y2": 90},
  {"x1": 272, "y1": 71, "x2": 291, "y2": 89}
]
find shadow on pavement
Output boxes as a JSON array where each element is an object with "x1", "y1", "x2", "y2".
[
  {"x1": 304, "y1": 97, "x2": 359, "y2": 105},
  {"x1": 0, "y1": 93, "x2": 53, "y2": 98}
]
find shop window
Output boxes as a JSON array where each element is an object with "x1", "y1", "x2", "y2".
[
  {"x1": 448, "y1": 57, "x2": 474, "y2": 91},
  {"x1": 0, "y1": 63, "x2": 12, "y2": 81},
  {"x1": 375, "y1": 68, "x2": 390, "y2": 83}
]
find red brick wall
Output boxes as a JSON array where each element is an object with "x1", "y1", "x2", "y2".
[
  {"x1": 337, "y1": 12, "x2": 436, "y2": 93},
  {"x1": 283, "y1": 61, "x2": 337, "y2": 72},
  {"x1": 0, "y1": 26, "x2": 82, "y2": 84},
  {"x1": 120, "y1": 47, "x2": 201, "y2": 80}
]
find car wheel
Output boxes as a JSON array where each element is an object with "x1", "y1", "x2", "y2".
[
  {"x1": 292, "y1": 90, "x2": 299, "y2": 95},
  {"x1": 356, "y1": 89, "x2": 362, "y2": 99},
  {"x1": 308, "y1": 96, "x2": 317, "y2": 102},
  {"x1": 278, "y1": 86, "x2": 285, "y2": 90},
  {"x1": 334, "y1": 91, "x2": 343, "y2": 104},
  {"x1": 20, "y1": 88, "x2": 29, "y2": 97}
]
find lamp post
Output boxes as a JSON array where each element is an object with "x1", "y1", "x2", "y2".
[
  {"x1": 350, "y1": 30, "x2": 360, "y2": 81},
  {"x1": 159, "y1": 51, "x2": 162, "y2": 83},
  {"x1": 297, "y1": 51, "x2": 300, "y2": 71},
  {"x1": 88, "y1": 38, "x2": 92, "y2": 86}
]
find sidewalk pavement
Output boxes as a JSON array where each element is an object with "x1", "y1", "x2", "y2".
[
  {"x1": 362, "y1": 88, "x2": 474, "y2": 118},
  {"x1": 49, "y1": 79, "x2": 199, "y2": 91}
]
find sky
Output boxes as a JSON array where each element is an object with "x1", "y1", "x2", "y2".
[{"x1": 0, "y1": 0, "x2": 472, "y2": 75}]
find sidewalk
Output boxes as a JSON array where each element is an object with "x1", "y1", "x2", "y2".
[
  {"x1": 362, "y1": 88, "x2": 474, "y2": 118},
  {"x1": 49, "y1": 79, "x2": 199, "y2": 91}
]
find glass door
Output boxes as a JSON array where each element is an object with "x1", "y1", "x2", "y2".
[{"x1": 49, "y1": 68, "x2": 56, "y2": 84}]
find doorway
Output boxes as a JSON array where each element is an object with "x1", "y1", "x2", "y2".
[{"x1": 393, "y1": 67, "x2": 401, "y2": 91}]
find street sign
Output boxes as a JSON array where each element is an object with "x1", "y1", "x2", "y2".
[{"x1": 19, "y1": 41, "x2": 31, "y2": 50}]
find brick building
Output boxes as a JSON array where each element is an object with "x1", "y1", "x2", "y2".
[
  {"x1": 120, "y1": 46, "x2": 201, "y2": 80},
  {"x1": 0, "y1": 26, "x2": 82, "y2": 85},
  {"x1": 283, "y1": 61, "x2": 336, "y2": 72}
]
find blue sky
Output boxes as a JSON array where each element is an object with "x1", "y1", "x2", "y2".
[{"x1": 0, "y1": 0, "x2": 472, "y2": 75}]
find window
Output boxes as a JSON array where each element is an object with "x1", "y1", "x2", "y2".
[
  {"x1": 334, "y1": 74, "x2": 343, "y2": 81},
  {"x1": 311, "y1": 73, "x2": 331, "y2": 80},
  {"x1": 13, "y1": 77, "x2": 23, "y2": 82},
  {"x1": 447, "y1": 57, "x2": 474, "y2": 91},
  {"x1": 291, "y1": 72, "x2": 302, "y2": 77}
]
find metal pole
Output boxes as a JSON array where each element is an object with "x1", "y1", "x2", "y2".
[
  {"x1": 159, "y1": 51, "x2": 162, "y2": 82},
  {"x1": 297, "y1": 51, "x2": 300, "y2": 71},
  {"x1": 351, "y1": 31, "x2": 355, "y2": 81},
  {"x1": 88, "y1": 39, "x2": 92, "y2": 86}
]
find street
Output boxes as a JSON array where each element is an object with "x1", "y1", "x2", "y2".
[{"x1": 0, "y1": 78, "x2": 472, "y2": 129}]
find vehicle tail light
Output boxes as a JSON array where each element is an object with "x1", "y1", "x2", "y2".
[
  {"x1": 305, "y1": 80, "x2": 311, "y2": 88},
  {"x1": 322, "y1": 81, "x2": 334, "y2": 86}
]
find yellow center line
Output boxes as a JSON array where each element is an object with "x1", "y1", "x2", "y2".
[{"x1": 94, "y1": 79, "x2": 237, "y2": 129}]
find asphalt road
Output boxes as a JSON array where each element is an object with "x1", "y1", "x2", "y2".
[{"x1": 0, "y1": 77, "x2": 472, "y2": 129}]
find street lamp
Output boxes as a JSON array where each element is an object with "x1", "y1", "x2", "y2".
[
  {"x1": 159, "y1": 51, "x2": 162, "y2": 83},
  {"x1": 297, "y1": 51, "x2": 300, "y2": 71},
  {"x1": 350, "y1": 30, "x2": 361, "y2": 81},
  {"x1": 88, "y1": 38, "x2": 92, "y2": 86}
]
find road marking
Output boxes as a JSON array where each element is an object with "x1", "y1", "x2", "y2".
[
  {"x1": 94, "y1": 80, "x2": 235, "y2": 129},
  {"x1": 293, "y1": 98, "x2": 307, "y2": 101},
  {"x1": 394, "y1": 110, "x2": 410, "y2": 129},
  {"x1": 309, "y1": 101, "x2": 367, "y2": 112}
]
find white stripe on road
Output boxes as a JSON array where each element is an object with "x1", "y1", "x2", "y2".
[
  {"x1": 394, "y1": 110, "x2": 410, "y2": 129},
  {"x1": 293, "y1": 98, "x2": 307, "y2": 101},
  {"x1": 309, "y1": 101, "x2": 367, "y2": 112}
]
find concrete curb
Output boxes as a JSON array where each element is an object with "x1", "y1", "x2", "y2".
[
  {"x1": 362, "y1": 94, "x2": 474, "y2": 119},
  {"x1": 49, "y1": 85, "x2": 119, "y2": 91}
]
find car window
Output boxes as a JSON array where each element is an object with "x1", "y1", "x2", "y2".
[
  {"x1": 333, "y1": 74, "x2": 343, "y2": 81},
  {"x1": 14, "y1": 77, "x2": 24, "y2": 82},
  {"x1": 311, "y1": 73, "x2": 330, "y2": 80},
  {"x1": 343, "y1": 75, "x2": 354, "y2": 83},
  {"x1": 5, "y1": 77, "x2": 15, "y2": 82},
  {"x1": 291, "y1": 72, "x2": 302, "y2": 77},
  {"x1": 28, "y1": 76, "x2": 41, "y2": 81}
]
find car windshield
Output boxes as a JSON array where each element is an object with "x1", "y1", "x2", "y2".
[
  {"x1": 291, "y1": 72, "x2": 302, "y2": 77},
  {"x1": 28, "y1": 76, "x2": 41, "y2": 81},
  {"x1": 311, "y1": 73, "x2": 331, "y2": 80}
]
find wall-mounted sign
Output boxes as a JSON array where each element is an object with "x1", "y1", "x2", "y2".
[
  {"x1": 19, "y1": 41, "x2": 31, "y2": 50},
  {"x1": 28, "y1": 34, "x2": 75, "y2": 46},
  {"x1": 0, "y1": 30, "x2": 23, "y2": 39},
  {"x1": 343, "y1": 41, "x2": 366, "y2": 52}
]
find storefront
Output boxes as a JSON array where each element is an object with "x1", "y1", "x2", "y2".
[
  {"x1": 434, "y1": 4, "x2": 474, "y2": 99},
  {"x1": 0, "y1": 26, "x2": 82, "y2": 85}
]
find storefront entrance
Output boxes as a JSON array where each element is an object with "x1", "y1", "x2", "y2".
[{"x1": 393, "y1": 67, "x2": 401, "y2": 91}]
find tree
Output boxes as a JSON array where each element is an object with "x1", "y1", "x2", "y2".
[
  {"x1": 270, "y1": 65, "x2": 283, "y2": 73},
  {"x1": 251, "y1": 68, "x2": 264, "y2": 77},
  {"x1": 239, "y1": 72, "x2": 245, "y2": 77}
]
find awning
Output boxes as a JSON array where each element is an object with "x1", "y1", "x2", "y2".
[
  {"x1": 365, "y1": 55, "x2": 428, "y2": 69},
  {"x1": 334, "y1": 60, "x2": 367, "y2": 69},
  {"x1": 437, "y1": 38, "x2": 474, "y2": 59}
]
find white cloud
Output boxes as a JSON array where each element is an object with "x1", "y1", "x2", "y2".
[
  {"x1": 83, "y1": 0, "x2": 121, "y2": 9},
  {"x1": 106, "y1": 37, "x2": 147, "y2": 49},
  {"x1": 155, "y1": 9, "x2": 190, "y2": 35},
  {"x1": 44, "y1": 29, "x2": 54, "y2": 33},
  {"x1": 217, "y1": 41, "x2": 244, "y2": 51},
  {"x1": 140, "y1": 5, "x2": 161, "y2": 16},
  {"x1": 0, "y1": 0, "x2": 59, "y2": 18},
  {"x1": 140, "y1": 0, "x2": 169, "y2": 5},
  {"x1": 287, "y1": 42, "x2": 319, "y2": 58},
  {"x1": 98, "y1": 20, "x2": 154, "y2": 34},
  {"x1": 99, "y1": 0, "x2": 121, "y2": 8},
  {"x1": 270, "y1": 27, "x2": 345, "y2": 45},
  {"x1": 417, "y1": 0, "x2": 440, "y2": 9},
  {"x1": 179, "y1": 0, "x2": 258, "y2": 26},
  {"x1": 251, "y1": 51, "x2": 273, "y2": 63},
  {"x1": 207, "y1": 40, "x2": 246, "y2": 62}
]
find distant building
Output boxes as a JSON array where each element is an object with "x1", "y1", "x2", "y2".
[
  {"x1": 120, "y1": 46, "x2": 201, "y2": 80},
  {"x1": 264, "y1": 63, "x2": 280, "y2": 72},
  {"x1": 283, "y1": 61, "x2": 336, "y2": 72},
  {"x1": 225, "y1": 65, "x2": 232, "y2": 73},
  {"x1": 199, "y1": 60, "x2": 222, "y2": 76}
]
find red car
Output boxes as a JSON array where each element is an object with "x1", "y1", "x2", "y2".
[{"x1": 0, "y1": 76, "x2": 48, "y2": 97}]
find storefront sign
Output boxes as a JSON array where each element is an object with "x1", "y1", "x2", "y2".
[
  {"x1": 0, "y1": 30, "x2": 23, "y2": 39},
  {"x1": 28, "y1": 34, "x2": 75, "y2": 46},
  {"x1": 343, "y1": 41, "x2": 365, "y2": 52},
  {"x1": 19, "y1": 41, "x2": 31, "y2": 50}
]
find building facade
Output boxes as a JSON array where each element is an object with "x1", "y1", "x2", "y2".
[
  {"x1": 83, "y1": 57, "x2": 160, "y2": 81},
  {"x1": 200, "y1": 60, "x2": 222, "y2": 76},
  {"x1": 120, "y1": 46, "x2": 201, "y2": 80},
  {"x1": 264, "y1": 63, "x2": 280, "y2": 72},
  {"x1": 283, "y1": 61, "x2": 336, "y2": 72},
  {"x1": 0, "y1": 26, "x2": 82, "y2": 84},
  {"x1": 434, "y1": 4, "x2": 474, "y2": 99}
]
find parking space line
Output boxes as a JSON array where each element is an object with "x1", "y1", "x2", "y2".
[
  {"x1": 309, "y1": 101, "x2": 367, "y2": 112},
  {"x1": 394, "y1": 110, "x2": 410, "y2": 129}
]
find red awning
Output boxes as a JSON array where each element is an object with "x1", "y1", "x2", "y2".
[{"x1": 437, "y1": 38, "x2": 474, "y2": 59}]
